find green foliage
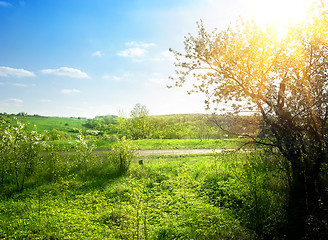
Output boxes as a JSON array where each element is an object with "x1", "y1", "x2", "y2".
[
  {"x1": 42, "y1": 141, "x2": 71, "y2": 182},
  {"x1": 109, "y1": 137, "x2": 137, "y2": 173},
  {"x1": 170, "y1": 3, "x2": 328, "y2": 237},
  {"x1": 79, "y1": 111, "x2": 260, "y2": 141},
  {"x1": 0, "y1": 117, "x2": 289, "y2": 239},
  {"x1": 0, "y1": 118, "x2": 46, "y2": 191},
  {"x1": 73, "y1": 131, "x2": 95, "y2": 177},
  {"x1": 201, "y1": 151, "x2": 288, "y2": 238},
  {"x1": 0, "y1": 150, "x2": 289, "y2": 239},
  {"x1": 82, "y1": 115, "x2": 117, "y2": 137},
  {"x1": 43, "y1": 128, "x2": 72, "y2": 140},
  {"x1": 126, "y1": 103, "x2": 152, "y2": 140},
  {"x1": 240, "y1": 152, "x2": 287, "y2": 238},
  {"x1": 1, "y1": 112, "x2": 260, "y2": 142}
]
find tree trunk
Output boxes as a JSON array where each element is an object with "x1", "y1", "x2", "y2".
[
  {"x1": 287, "y1": 155, "x2": 328, "y2": 239},
  {"x1": 287, "y1": 171, "x2": 307, "y2": 240}
]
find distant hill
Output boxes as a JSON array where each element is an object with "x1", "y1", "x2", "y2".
[{"x1": 0, "y1": 113, "x2": 88, "y2": 135}]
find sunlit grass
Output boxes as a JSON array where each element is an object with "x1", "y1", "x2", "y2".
[
  {"x1": 94, "y1": 138, "x2": 247, "y2": 151},
  {"x1": 0, "y1": 151, "x2": 288, "y2": 239}
]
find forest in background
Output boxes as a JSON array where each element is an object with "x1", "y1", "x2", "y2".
[{"x1": 0, "y1": 105, "x2": 260, "y2": 142}]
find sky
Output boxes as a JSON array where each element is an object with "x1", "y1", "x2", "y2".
[{"x1": 0, "y1": 0, "x2": 312, "y2": 118}]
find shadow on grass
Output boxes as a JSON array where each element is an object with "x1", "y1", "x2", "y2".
[
  {"x1": 76, "y1": 165, "x2": 127, "y2": 191},
  {"x1": 0, "y1": 160, "x2": 127, "y2": 199}
]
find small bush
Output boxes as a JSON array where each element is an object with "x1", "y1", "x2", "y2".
[
  {"x1": 73, "y1": 131, "x2": 96, "y2": 177},
  {"x1": 109, "y1": 137, "x2": 137, "y2": 173},
  {"x1": 0, "y1": 118, "x2": 46, "y2": 191},
  {"x1": 43, "y1": 128, "x2": 72, "y2": 140}
]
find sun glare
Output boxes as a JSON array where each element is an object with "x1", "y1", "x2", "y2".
[{"x1": 245, "y1": 0, "x2": 313, "y2": 35}]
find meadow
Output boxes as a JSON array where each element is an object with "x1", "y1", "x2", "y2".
[
  {"x1": 0, "y1": 151, "x2": 288, "y2": 239},
  {"x1": 0, "y1": 114, "x2": 288, "y2": 239},
  {"x1": 13, "y1": 114, "x2": 88, "y2": 134},
  {"x1": 95, "y1": 138, "x2": 246, "y2": 151}
]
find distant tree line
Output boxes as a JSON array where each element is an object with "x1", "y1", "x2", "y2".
[
  {"x1": 0, "y1": 106, "x2": 260, "y2": 141},
  {"x1": 82, "y1": 104, "x2": 260, "y2": 140}
]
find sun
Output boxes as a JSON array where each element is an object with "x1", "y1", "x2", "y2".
[{"x1": 245, "y1": 0, "x2": 313, "y2": 35}]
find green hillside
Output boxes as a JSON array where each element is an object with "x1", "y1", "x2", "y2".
[{"x1": 1, "y1": 113, "x2": 87, "y2": 135}]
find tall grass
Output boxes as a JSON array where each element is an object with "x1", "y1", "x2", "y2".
[{"x1": 0, "y1": 150, "x2": 288, "y2": 239}]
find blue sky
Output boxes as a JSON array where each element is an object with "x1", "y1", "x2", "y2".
[{"x1": 0, "y1": 0, "x2": 311, "y2": 117}]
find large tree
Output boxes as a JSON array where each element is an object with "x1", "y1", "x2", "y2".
[{"x1": 170, "y1": 1, "x2": 328, "y2": 238}]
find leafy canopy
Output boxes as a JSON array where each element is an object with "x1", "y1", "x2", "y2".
[{"x1": 170, "y1": 1, "x2": 328, "y2": 150}]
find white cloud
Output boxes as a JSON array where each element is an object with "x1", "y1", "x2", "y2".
[
  {"x1": 8, "y1": 98, "x2": 23, "y2": 104},
  {"x1": 14, "y1": 83, "x2": 29, "y2": 87},
  {"x1": 102, "y1": 75, "x2": 121, "y2": 81},
  {"x1": 61, "y1": 89, "x2": 80, "y2": 94},
  {"x1": 0, "y1": 98, "x2": 23, "y2": 106},
  {"x1": 92, "y1": 50, "x2": 103, "y2": 57},
  {"x1": 40, "y1": 99, "x2": 53, "y2": 103},
  {"x1": 13, "y1": 83, "x2": 36, "y2": 88},
  {"x1": 0, "y1": 1, "x2": 12, "y2": 7},
  {"x1": 126, "y1": 41, "x2": 156, "y2": 48},
  {"x1": 0, "y1": 66, "x2": 35, "y2": 77},
  {"x1": 118, "y1": 41, "x2": 157, "y2": 59},
  {"x1": 41, "y1": 67, "x2": 89, "y2": 78},
  {"x1": 117, "y1": 47, "x2": 148, "y2": 58}
]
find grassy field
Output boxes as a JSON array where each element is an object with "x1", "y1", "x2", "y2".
[
  {"x1": 0, "y1": 151, "x2": 288, "y2": 239},
  {"x1": 44, "y1": 138, "x2": 248, "y2": 151},
  {"x1": 0, "y1": 114, "x2": 288, "y2": 239},
  {"x1": 94, "y1": 138, "x2": 248, "y2": 151},
  {"x1": 7, "y1": 115, "x2": 87, "y2": 135},
  {"x1": 135, "y1": 138, "x2": 248, "y2": 149}
]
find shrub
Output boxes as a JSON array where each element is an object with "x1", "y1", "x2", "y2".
[
  {"x1": 109, "y1": 137, "x2": 137, "y2": 173},
  {"x1": 0, "y1": 118, "x2": 46, "y2": 191},
  {"x1": 73, "y1": 131, "x2": 95, "y2": 177},
  {"x1": 43, "y1": 128, "x2": 72, "y2": 140}
]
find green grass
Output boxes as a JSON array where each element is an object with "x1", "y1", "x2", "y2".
[
  {"x1": 0, "y1": 151, "x2": 288, "y2": 239},
  {"x1": 136, "y1": 138, "x2": 247, "y2": 149},
  {"x1": 8, "y1": 115, "x2": 87, "y2": 136},
  {"x1": 40, "y1": 138, "x2": 248, "y2": 153},
  {"x1": 49, "y1": 138, "x2": 247, "y2": 151},
  {"x1": 94, "y1": 138, "x2": 247, "y2": 151}
]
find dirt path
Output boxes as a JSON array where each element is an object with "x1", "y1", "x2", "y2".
[{"x1": 61, "y1": 148, "x2": 247, "y2": 156}]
